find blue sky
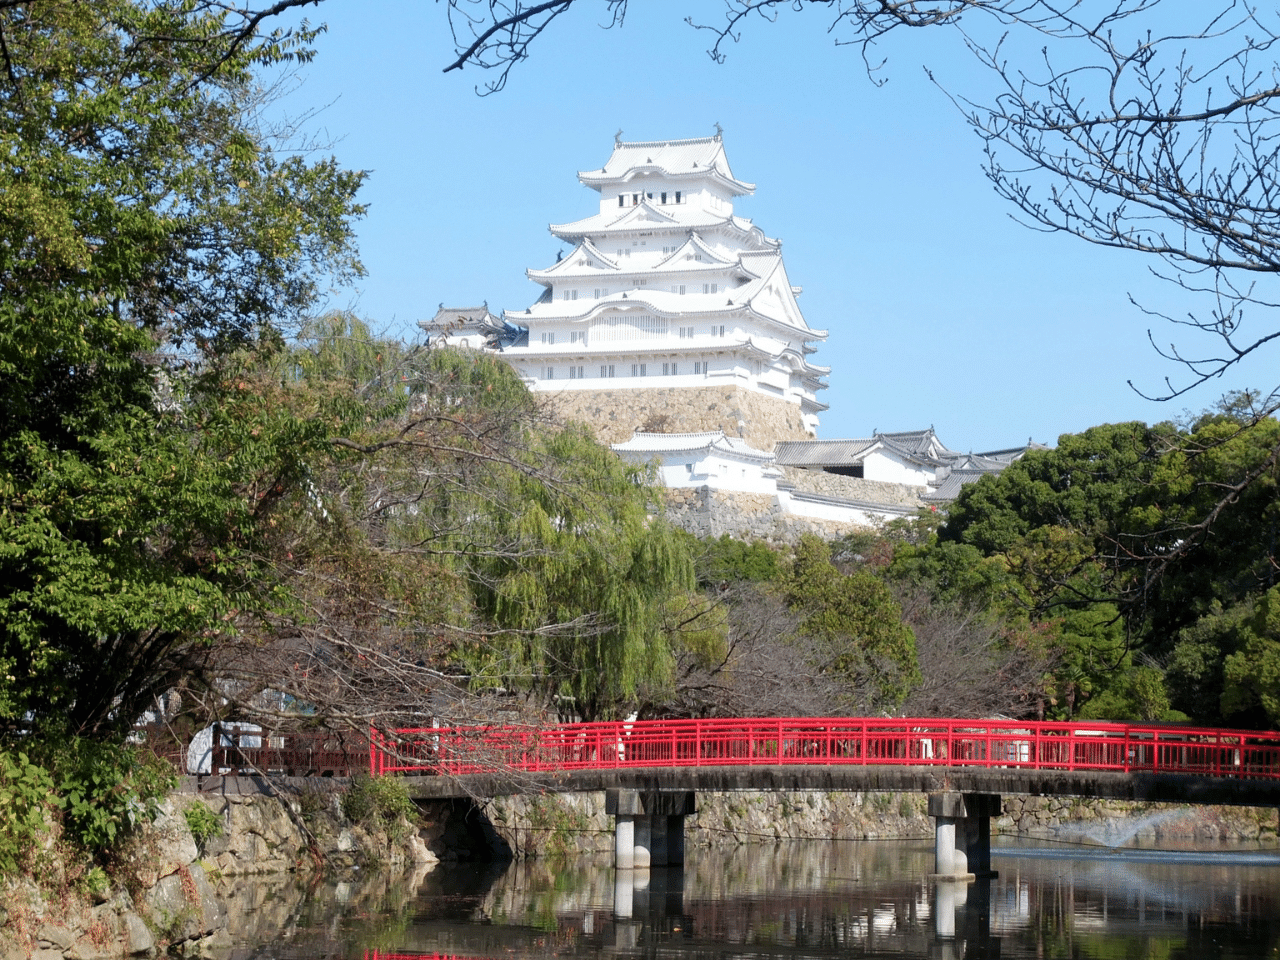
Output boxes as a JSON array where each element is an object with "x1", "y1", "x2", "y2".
[{"x1": 272, "y1": 2, "x2": 1268, "y2": 451}]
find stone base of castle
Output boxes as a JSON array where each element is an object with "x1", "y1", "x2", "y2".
[
  {"x1": 662, "y1": 488, "x2": 860, "y2": 542},
  {"x1": 542, "y1": 384, "x2": 814, "y2": 447}
]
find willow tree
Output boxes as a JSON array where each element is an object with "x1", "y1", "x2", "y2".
[{"x1": 464, "y1": 424, "x2": 701, "y2": 722}]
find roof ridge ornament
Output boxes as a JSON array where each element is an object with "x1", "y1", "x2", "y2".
[
  {"x1": 615, "y1": 129, "x2": 623, "y2": 145},
  {"x1": 714, "y1": 122, "x2": 723, "y2": 139}
]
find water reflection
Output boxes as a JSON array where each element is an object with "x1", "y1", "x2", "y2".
[{"x1": 226, "y1": 840, "x2": 1280, "y2": 960}]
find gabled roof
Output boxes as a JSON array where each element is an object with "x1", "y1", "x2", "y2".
[
  {"x1": 612, "y1": 429, "x2": 775, "y2": 463},
  {"x1": 973, "y1": 441, "x2": 1050, "y2": 463},
  {"x1": 527, "y1": 239, "x2": 620, "y2": 282},
  {"x1": 419, "y1": 304, "x2": 502, "y2": 335},
  {"x1": 741, "y1": 257, "x2": 819, "y2": 336},
  {"x1": 656, "y1": 233, "x2": 735, "y2": 268},
  {"x1": 579, "y1": 136, "x2": 755, "y2": 196}
]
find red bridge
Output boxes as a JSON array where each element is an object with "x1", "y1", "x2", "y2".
[
  {"x1": 372, "y1": 715, "x2": 1280, "y2": 782},
  {"x1": 182, "y1": 716, "x2": 1280, "y2": 879},
  {"x1": 372, "y1": 717, "x2": 1280, "y2": 878}
]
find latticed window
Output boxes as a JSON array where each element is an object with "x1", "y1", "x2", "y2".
[{"x1": 591, "y1": 314, "x2": 668, "y2": 342}]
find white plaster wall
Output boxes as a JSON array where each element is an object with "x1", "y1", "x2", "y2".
[
  {"x1": 777, "y1": 490, "x2": 909, "y2": 527},
  {"x1": 862, "y1": 450, "x2": 935, "y2": 485},
  {"x1": 632, "y1": 453, "x2": 778, "y2": 495}
]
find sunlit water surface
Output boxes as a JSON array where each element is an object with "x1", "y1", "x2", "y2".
[{"x1": 228, "y1": 838, "x2": 1280, "y2": 960}]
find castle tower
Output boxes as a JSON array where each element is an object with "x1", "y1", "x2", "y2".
[{"x1": 500, "y1": 133, "x2": 829, "y2": 446}]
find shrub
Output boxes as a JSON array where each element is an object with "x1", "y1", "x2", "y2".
[
  {"x1": 342, "y1": 775, "x2": 416, "y2": 840},
  {"x1": 46, "y1": 737, "x2": 176, "y2": 854},
  {"x1": 0, "y1": 750, "x2": 58, "y2": 875},
  {"x1": 183, "y1": 802, "x2": 222, "y2": 854}
]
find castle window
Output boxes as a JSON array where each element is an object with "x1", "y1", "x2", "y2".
[
  {"x1": 600, "y1": 364, "x2": 615, "y2": 378},
  {"x1": 632, "y1": 193, "x2": 639, "y2": 205},
  {"x1": 543, "y1": 366, "x2": 555, "y2": 380},
  {"x1": 671, "y1": 285, "x2": 685, "y2": 295},
  {"x1": 702, "y1": 283, "x2": 719, "y2": 294},
  {"x1": 675, "y1": 191, "x2": 682, "y2": 203},
  {"x1": 662, "y1": 362, "x2": 678, "y2": 376},
  {"x1": 631, "y1": 363, "x2": 647, "y2": 377},
  {"x1": 541, "y1": 332, "x2": 555, "y2": 345},
  {"x1": 661, "y1": 192, "x2": 667, "y2": 204},
  {"x1": 569, "y1": 365, "x2": 584, "y2": 379},
  {"x1": 694, "y1": 361, "x2": 705, "y2": 374},
  {"x1": 570, "y1": 331, "x2": 585, "y2": 343},
  {"x1": 618, "y1": 194, "x2": 624, "y2": 207}
]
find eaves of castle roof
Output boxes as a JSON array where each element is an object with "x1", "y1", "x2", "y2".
[
  {"x1": 503, "y1": 283, "x2": 825, "y2": 344},
  {"x1": 922, "y1": 469, "x2": 993, "y2": 502},
  {"x1": 550, "y1": 206, "x2": 779, "y2": 250}
]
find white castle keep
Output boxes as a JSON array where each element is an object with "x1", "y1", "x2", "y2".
[
  {"x1": 423, "y1": 133, "x2": 1041, "y2": 533},
  {"x1": 425, "y1": 133, "x2": 827, "y2": 448}
]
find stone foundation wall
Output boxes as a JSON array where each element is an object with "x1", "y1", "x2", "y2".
[
  {"x1": 661, "y1": 487, "x2": 873, "y2": 542},
  {"x1": 781, "y1": 467, "x2": 927, "y2": 511},
  {"x1": 476, "y1": 791, "x2": 1280, "y2": 860},
  {"x1": 546, "y1": 384, "x2": 814, "y2": 448}
]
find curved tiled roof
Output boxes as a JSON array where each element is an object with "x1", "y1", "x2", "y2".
[{"x1": 612, "y1": 429, "x2": 774, "y2": 462}]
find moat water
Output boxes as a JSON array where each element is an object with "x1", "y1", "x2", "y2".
[{"x1": 223, "y1": 838, "x2": 1280, "y2": 960}]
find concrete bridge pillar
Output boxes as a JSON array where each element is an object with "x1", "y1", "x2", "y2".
[
  {"x1": 614, "y1": 815, "x2": 635, "y2": 870},
  {"x1": 606, "y1": 788, "x2": 695, "y2": 870},
  {"x1": 928, "y1": 792, "x2": 1000, "y2": 880},
  {"x1": 634, "y1": 814, "x2": 653, "y2": 868}
]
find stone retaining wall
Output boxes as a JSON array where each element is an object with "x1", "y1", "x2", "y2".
[
  {"x1": 475, "y1": 790, "x2": 1280, "y2": 859},
  {"x1": 780, "y1": 467, "x2": 927, "y2": 511},
  {"x1": 547, "y1": 384, "x2": 813, "y2": 448},
  {"x1": 661, "y1": 487, "x2": 873, "y2": 542}
]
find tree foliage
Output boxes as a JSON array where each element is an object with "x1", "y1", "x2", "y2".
[
  {"x1": 0, "y1": 1, "x2": 364, "y2": 738},
  {"x1": 930, "y1": 401, "x2": 1280, "y2": 724},
  {"x1": 780, "y1": 535, "x2": 920, "y2": 713}
]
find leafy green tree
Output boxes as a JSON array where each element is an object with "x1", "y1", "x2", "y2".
[
  {"x1": 1221, "y1": 587, "x2": 1280, "y2": 727},
  {"x1": 780, "y1": 535, "x2": 919, "y2": 713},
  {"x1": 0, "y1": 2, "x2": 364, "y2": 738},
  {"x1": 696, "y1": 535, "x2": 781, "y2": 587}
]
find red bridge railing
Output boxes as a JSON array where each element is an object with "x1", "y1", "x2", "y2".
[{"x1": 369, "y1": 717, "x2": 1280, "y2": 781}]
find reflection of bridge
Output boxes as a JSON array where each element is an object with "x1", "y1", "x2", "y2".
[{"x1": 369, "y1": 717, "x2": 1280, "y2": 880}]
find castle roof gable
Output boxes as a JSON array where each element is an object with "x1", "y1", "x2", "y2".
[
  {"x1": 579, "y1": 135, "x2": 755, "y2": 195},
  {"x1": 527, "y1": 239, "x2": 620, "y2": 282}
]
